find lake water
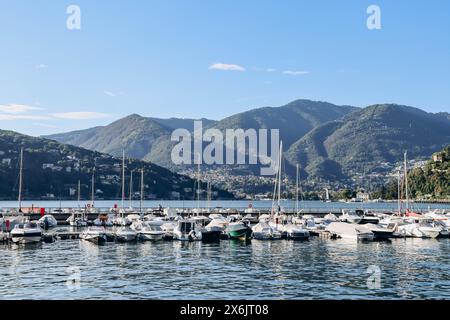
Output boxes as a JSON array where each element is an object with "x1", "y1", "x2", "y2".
[{"x1": 1, "y1": 237, "x2": 449, "y2": 300}]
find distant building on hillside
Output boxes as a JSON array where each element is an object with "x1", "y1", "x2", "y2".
[
  {"x1": 356, "y1": 190, "x2": 370, "y2": 202},
  {"x1": 433, "y1": 153, "x2": 443, "y2": 163}
]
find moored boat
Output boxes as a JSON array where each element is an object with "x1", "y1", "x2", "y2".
[
  {"x1": 115, "y1": 227, "x2": 137, "y2": 242},
  {"x1": 226, "y1": 221, "x2": 252, "y2": 240},
  {"x1": 173, "y1": 220, "x2": 202, "y2": 241},
  {"x1": 10, "y1": 222, "x2": 42, "y2": 244},
  {"x1": 326, "y1": 222, "x2": 374, "y2": 241},
  {"x1": 38, "y1": 214, "x2": 58, "y2": 229},
  {"x1": 80, "y1": 227, "x2": 107, "y2": 244}
]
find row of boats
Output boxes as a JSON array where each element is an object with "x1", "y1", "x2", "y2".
[{"x1": 2, "y1": 207, "x2": 449, "y2": 245}]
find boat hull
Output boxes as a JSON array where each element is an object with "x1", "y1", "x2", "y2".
[
  {"x1": 11, "y1": 234, "x2": 41, "y2": 244},
  {"x1": 201, "y1": 230, "x2": 222, "y2": 243},
  {"x1": 286, "y1": 230, "x2": 310, "y2": 240},
  {"x1": 228, "y1": 228, "x2": 252, "y2": 240},
  {"x1": 138, "y1": 232, "x2": 164, "y2": 241},
  {"x1": 80, "y1": 234, "x2": 107, "y2": 244}
]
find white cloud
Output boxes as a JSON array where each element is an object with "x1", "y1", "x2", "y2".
[
  {"x1": 104, "y1": 91, "x2": 116, "y2": 97},
  {"x1": 0, "y1": 104, "x2": 42, "y2": 114},
  {"x1": 36, "y1": 64, "x2": 48, "y2": 69},
  {"x1": 283, "y1": 70, "x2": 310, "y2": 76},
  {"x1": 265, "y1": 68, "x2": 276, "y2": 72},
  {"x1": 50, "y1": 112, "x2": 112, "y2": 120},
  {"x1": 0, "y1": 114, "x2": 50, "y2": 121},
  {"x1": 209, "y1": 63, "x2": 246, "y2": 71}
]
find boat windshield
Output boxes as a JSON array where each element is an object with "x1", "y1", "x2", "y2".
[{"x1": 180, "y1": 222, "x2": 193, "y2": 232}]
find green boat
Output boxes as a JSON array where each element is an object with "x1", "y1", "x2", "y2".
[{"x1": 226, "y1": 222, "x2": 252, "y2": 240}]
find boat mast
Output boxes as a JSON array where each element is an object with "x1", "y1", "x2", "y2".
[
  {"x1": 206, "y1": 181, "x2": 211, "y2": 211},
  {"x1": 277, "y1": 141, "x2": 283, "y2": 210},
  {"x1": 77, "y1": 179, "x2": 81, "y2": 207},
  {"x1": 121, "y1": 150, "x2": 125, "y2": 210},
  {"x1": 140, "y1": 168, "x2": 144, "y2": 215},
  {"x1": 296, "y1": 163, "x2": 299, "y2": 215},
  {"x1": 271, "y1": 158, "x2": 279, "y2": 216},
  {"x1": 129, "y1": 170, "x2": 133, "y2": 209},
  {"x1": 197, "y1": 153, "x2": 201, "y2": 215},
  {"x1": 397, "y1": 170, "x2": 401, "y2": 215},
  {"x1": 18, "y1": 147, "x2": 24, "y2": 212},
  {"x1": 404, "y1": 152, "x2": 409, "y2": 212},
  {"x1": 91, "y1": 169, "x2": 95, "y2": 207}
]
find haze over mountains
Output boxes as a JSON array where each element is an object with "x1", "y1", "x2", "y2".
[
  {"x1": 44, "y1": 99, "x2": 450, "y2": 194},
  {"x1": 45, "y1": 100, "x2": 357, "y2": 169}
]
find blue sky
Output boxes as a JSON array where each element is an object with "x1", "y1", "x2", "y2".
[{"x1": 0, "y1": 0, "x2": 449, "y2": 136}]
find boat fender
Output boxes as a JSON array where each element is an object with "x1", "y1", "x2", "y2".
[{"x1": 189, "y1": 230, "x2": 197, "y2": 240}]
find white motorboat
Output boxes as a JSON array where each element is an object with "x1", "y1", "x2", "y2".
[
  {"x1": 425, "y1": 210, "x2": 450, "y2": 230},
  {"x1": 10, "y1": 222, "x2": 42, "y2": 244},
  {"x1": 284, "y1": 224, "x2": 310, "y2": 240},
  {"x1": 252, "y1": 222, "x2": 281, "y2": 240},
  {"x1": 268, "y1": 214, "x2": 309, "y2": 240},
  {"x1": 191, "y1": 216, "x2": 211, "y2": 227},
  {"x1": 208, "y1": 213, "x2": 225, "y2": 220},
  {"x1": 324, "y1": 213, "x2": 339, "y2": 222},
  {"x1": 66, "y1": 211, "x2": 88, "y2": 227},
  {"x1": 80, "y1": 227, "x2": 107, "y2": 244},
  {"x1": 339, "y1": 210, "x2": 362, "y2": 224},
  {"x1": 390, "y1": 217, "x2": 442, "y2": 239},
  {"x1": 115, "y1": 227, "x2": 137, "y2": 242},
  {"x1": 173, "y1": 220, "x2": 202, "y2": 241},
  {"x1": 38, "y1": 215, "x2": 58, "y2": 229},
  {"x1": 242, "y1": 214, "x2": 259, "y2": 224},
  {"x1": 326, "y1": 222, "x2": 374, "y2": 241},
  {"x1": 416, "y1": 220, "x2": 442, "y2": 239},
  {"x1": 205, "y1": 216, "x2": 229, "y2": 231},
  {"x1": 138, "y1": 221, "x2": 165, "y2": 241},
  {"x1": 364, "y1": 223, "x2": 396, "y2": 240}
]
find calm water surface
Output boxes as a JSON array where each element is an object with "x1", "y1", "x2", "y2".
[{"x1": 1, "y1": 237, "x2": 449, "y2": 299}]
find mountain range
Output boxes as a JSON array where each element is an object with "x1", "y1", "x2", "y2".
[
  {"x1": 45, "y1": 99, "x2": 357, "y2": 170},
  {"x1": 44, "y1": 99, "x2": 450, "y2": 193}
]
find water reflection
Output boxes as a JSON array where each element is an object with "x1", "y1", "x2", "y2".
[{"x1": 0, "y1": 238, "x2": 449, "y2": 299}]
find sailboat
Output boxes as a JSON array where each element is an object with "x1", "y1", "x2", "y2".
[
  {"x1": 10, "y1": 148, "x2": 42, "y2": 244},
  {"x1": 113, "y1": 151, "x2": 132, "y2": 226},
  {"x1": 67, "y1": 180, "x2": 88, "y2": 227},
  {"x1": 91, "y1": 168, "x2": 112, "y2": 227},
  {"x1": 384, "y1": 153, "x2": 441, "y2": 238},
  {"x1": 268, "y1": 143, "x2": 309, "y2": 240}
]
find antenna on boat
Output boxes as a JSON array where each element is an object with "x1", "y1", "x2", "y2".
[
  {"x1": 129, "y1": 169, "x2": 133, "y2": 209},
  {"x1": 140, "y1": 168, "x2": 144, "y2": 216},
  {"x1": 77, "y1": 180, "x2": 81, "y2": 208},
  {"x1": 404, "y1": 152, "x2": 409, "y2": 212},
  {"x1": 18, "y1": 147, "x2": 24, "y2": 212},
  {"x1": 121, "y1": 149, "x2": 125, "y2": 211},
  {"x1": 277, "y1": 141, "x2": 283, "y2": 210},
  {"x1": 397, "y1": 171, "x2": 401, "y2": 215},
  {"x1": 197, "y1": 153, "x2": 201, "y2": 216},
  {"x1": 296, "y1": 163, "x2": 299, "y2": 215},
  {"x1": 91, "y1": 168, "x2": 95, "y2": 208}
]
